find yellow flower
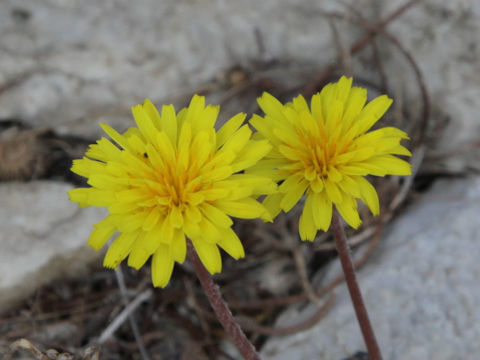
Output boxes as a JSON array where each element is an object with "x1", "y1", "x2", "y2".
[
  {"x1": 248, "y1": 76, "x2": 411, "y2": 240},
  {"x1": 68, "y1": 96, "x2": 275, "y2": 287}
]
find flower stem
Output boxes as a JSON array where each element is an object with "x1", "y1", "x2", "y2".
[
  {"x1": 331, "y1": 209, "x2": 383, "y2": 360},
  {"x1": 187, "y1": 240, "x2": 260, "y2": 360}
]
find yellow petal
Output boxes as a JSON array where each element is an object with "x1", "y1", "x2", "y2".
[
  {"x1": 204, "y1": 166, "x2": 235, "y2": 184},
  {"x1": 310, "y1": 93, "x2": 323, "y2": 123},
  {"x1": 319, "y1": 83, "x2": 335, "y2": 121},
  {"x1": 220, "y1": 124, "x2": 251, "y2": 155},
  {"x1": 105, "y1": 161, "x2": 128, "y2": 177},
  {"x1": 151, "y1": 245, "x2": 175, "y2": 287},
  {"x1": 120, "y1": 151, "x2": 155, "y2": 179},
  {"x1": 108, "y1": 201, "x2": 138, "y2": 214},
  {"x1": 311, "y1": 176, "x2": 324, "y2": 193},
  {"x1": 142, "y1": 207, "x2": 162, "y2": 231},
  {"x1": 257, "y1": 92, "x2": 287, "y2": 121},
  {"x1": 292, "y1": 94, "x2": 309, "y2": 113},
  {"x1": 328, "y1": 166, "x2": 343, "y2": 182},
  {"x1": 280, "y1": 178, "x2": 308, "y2": 212},
  {"x1": 131, "y1": 104, "x2": 157, "y2": 144},
  {"x1": 216, "y1": 198, "x2": 266, "y2": 219},
  {"x1": 230, "y1": 140, "x2": 272, "y2": 172},
  {"x1": 353, "y1": 161, "x2": 388, "y2": 176},
  {"x1": 325, "y1": 99, "x2": 344, "y2": 135},
  {"x1": 217, "y1": 113, "x2": 247, "y2": 148},
  {"x1": 278, "y1": 144, "x2": 303, "y2": 161},
  {"x1": 355, "y1": 95, "x2": 393, "y2": 134},
  {"x1": 389, "y1": 145, "x2": 412, "y2": 156},
  {"x1": 217, "y1": 227, "x2": 245, "y2": 259},
  {"x1": 88, "y1": 174, "x2": 128, "y2": 190},
  {"x1": 68, "y1": 188, "x2": 116, "y2": 207},
  {"x1": 299, "y1": 194, "x2": 317, "y2": 241},
  {"x1": 311, "y1": 192, "x2": 332, "y2": 231},
  {"x1": 145, "y1": 143, "x2": 165, "y2": 172},
  {"x1": 334, "y1": 76, "x2": 353, "y2": 104},
  {"x1": 339, "y1": 165, "x2": 370, "y2": 176},
  {"x1": 190, "y1": 131, "x2": 213, "y2": 169},
  {"x1": 347, "y1": 148, "x2": 376, "y2": 163},
  {"x1": 142, "y1": 99, "x2": 162, "y2": 130},
  {"x1": 185, "y1": 204, "x2": 203, "y2": 223},
  {"x1": 177, "y1": 122, "x2": 192, "y2": 169},
  {"x1": 337, "y1": 175, "x2": 361, "y2": 198},
  {"x1": 201, "y1": 203, "x2": 233, "y2": 228},
  {"x1": 160, "y1": 104, "x2": 178, "y2": 145},
  {"x1": 117, "y1": 211, "x2": 149, "y2": 233},
  {"x1": 142, "y1": 226, "x2": 162, "y2": 255},
  {"x1": 224, "y1": 174, "x2": 278, "y2": 196},
  {"x1": 127, "y1": 232, "x2": 151, "y2": 269},
  {"x1": 88, "y1": 215, "x2": 117, "y2": 250},
  {"x1": 191, "y1": 239, "x2": 222, "y2": 274},
  {"x1": 249, "y1": 114, "x2": 278, "y2": 144},
  {"x1": 379, "y1": 127, "x2": 410, "y2": 139},
  {"x1": 184, "y1": 94, "x2": 205, "y2": 126},
  {"x1": 158, "y1": 213, "x2": 175, "y2": 243},
  {"x1": 198, "y1": 218, "x2": 222, "y2": 243},
  {"x1": 324, "y1": 179, "x2": 343, "y2": 204},
  {"x1": 196, "y1": 104, "x2": 219, "y2": 133},
  {"x1": 367, "y1": 155, "x2": 411, "y2": 175},
  {"x1": 169, "y1": 206, "x2": 184, "y2": 228},
  {"x1": 262, "y1": 192, "x2": 284, "y2": 220},
  {"x1": 342, "y1": 86, "x2": 367, "y2": 130},
  {"x1": 273, "y1": 126, "x2": 304, "y2": 149},
  {"x1": 183, "y1": 217, "x2": 201, "y2": 239},
  {"x1": 100, "y1": 123, "x2": 131, "y2": 150},
  {"x1": 103, "y1": 231, "x2": 138, "y2": 268},
  {"x1": 355, "y1": 177, "x2": 380, "y2": 215},
  {"x1": 336, "y1": 196, "x2": 361, "y2": 229},
  {"x1": 115, "y1": 188, "x2": 152, "y2": 204},
  {"x1": 71, "y1": 158, "x2": 106, "y2": 178},
  {"x1": 86, "y1": 138, "x2": 121, "y2": 161},
  {"x1": 171, "y1": 230, "x2": 187, "y2": 263}
]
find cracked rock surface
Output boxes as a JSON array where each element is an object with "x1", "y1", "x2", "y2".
[
  {"x1": 261, "y1": 177, "x2": 480, "y2": 360},
  {"x1": 0, "y1": 181, "x2": 106, "y2": 312}
]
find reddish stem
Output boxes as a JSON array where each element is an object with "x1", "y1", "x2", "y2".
[
  {"x1": 187, "y1": 240, "x2": 260, "y2": 360},
  {"x1": 331, "y1": 209, "x2": 383, "y2": 360}
]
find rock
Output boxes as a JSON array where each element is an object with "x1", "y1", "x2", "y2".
[
  {"x1": 1, "y1": 0, "x2": 478, "y2": 170},
  {"x1": 0, "y1": 0, "x2": 334, "y2": 139},
  {"x1": 354, "y1": 0, "x2": 480, "y2": 171},
  {"x1": 0, "y1": 181, "x2": 106, "y2": 313},
  {"x1": 261, "y1": 176, "x2": 480, "y2": 360}
]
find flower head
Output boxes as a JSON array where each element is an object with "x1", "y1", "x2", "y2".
[
  {"x1": 69, "y1": 96, "x2": 275, "y2": 287},
  {"x1": 248, "y1": 76, "x2": 411, "y2": 240}
]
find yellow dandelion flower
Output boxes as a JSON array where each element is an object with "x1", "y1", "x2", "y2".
[
  {"x1": 68, "y1": 95, "x2": 276, "y2": 287},
  {"x1": 248, "y1": 76, "x2": 412, "y2": 240}
]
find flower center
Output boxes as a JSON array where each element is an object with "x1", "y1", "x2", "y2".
[
  {"x1": 155, "y1": 157, "x2": 205, "y2": 210},
  {"x1": 302, "y1": 130, "x2": 341, "y2": 179}
]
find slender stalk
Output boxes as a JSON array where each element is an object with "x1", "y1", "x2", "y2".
[
  {"x1": 331, "y1": 209, "x2": 383, "y2": 360},
  {"x1": 187, "y1": 240, "x2": 260, "y2": 360}
]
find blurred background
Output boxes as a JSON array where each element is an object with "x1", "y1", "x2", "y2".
[{"x1": 1, "y1": 0, "x2": 479, "y2": 359}]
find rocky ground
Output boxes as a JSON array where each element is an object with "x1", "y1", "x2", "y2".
[
  {"x1": 1, "y1": 0, "x2": 479, "y2": 359},
  {"x1": 262, "y1": 177, "x2": 480, "y2": 360}
]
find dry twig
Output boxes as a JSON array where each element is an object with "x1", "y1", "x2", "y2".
[{"x1": 98, "y1": 289, "x2": 153, "y2": 344}]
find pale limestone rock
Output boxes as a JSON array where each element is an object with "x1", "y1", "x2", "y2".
[
  {"x1": 262, "y1": 177, "x2": 480, "y2": 360},
  {"x1": 0, "y1": 181, "x2": 106, "y2": 312}
]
